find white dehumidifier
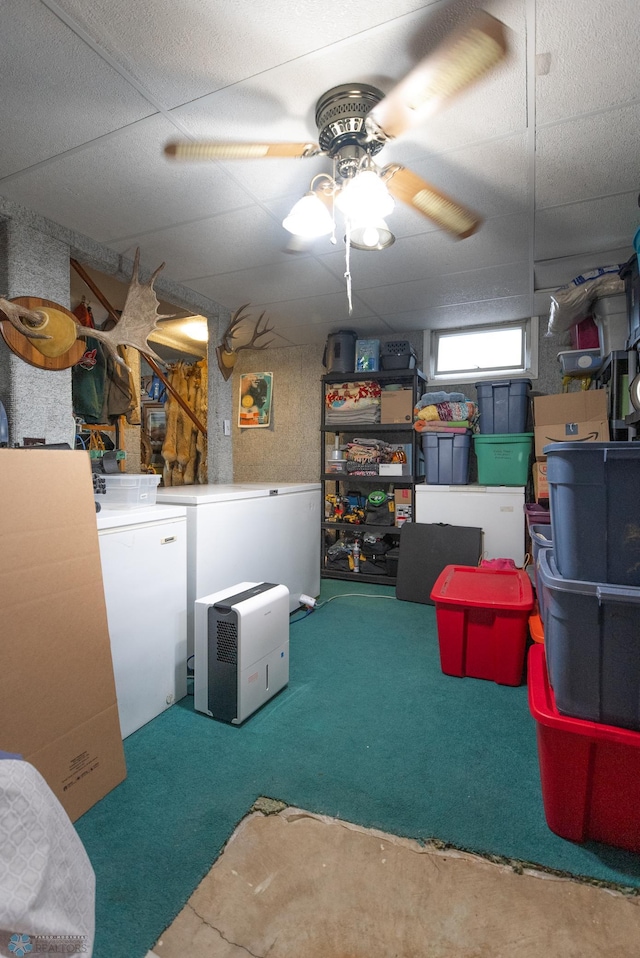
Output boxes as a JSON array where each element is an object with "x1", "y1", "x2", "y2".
[{"x1": 194, "y1": 581, "x2": 289, "y2": 724}]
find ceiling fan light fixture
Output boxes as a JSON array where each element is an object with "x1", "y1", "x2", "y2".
[
  {"x1": 348, "y1": 218, "x2": 395, "y2": 251},
  {"x1": 335, "y1": 170, "x2": 394, "y2": 221},
  {"x1": 282, "y1": 192, "x2": 334, "y2": 238}
]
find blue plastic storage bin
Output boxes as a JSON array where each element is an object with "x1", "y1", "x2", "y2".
[
  {"x1": 545, "y1": 442, "x2": 640, "y2": 586},
  {"x1": 537, "y1": 547, "x2": 640, "y2": 731},
  {"x1": 475, "y1": 379, "x2": 531, "y2": 434},
  {"x1": 422, "y1": 433, "x2": 470, "y2": 485}
]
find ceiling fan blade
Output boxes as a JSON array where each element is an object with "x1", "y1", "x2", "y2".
[
  {"x1": 164, "y1": 141, "x2": 321, "y2": 161},
  {"x1": 385, "y1": 166, "x2": 481, "y2": 239},
  {"x1": 367, "y1": 10, "x2": 508, "y2": 141}
]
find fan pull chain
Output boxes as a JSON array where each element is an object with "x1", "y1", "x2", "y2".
[{"x1": 344, "y1": 222, "x2": 353, "y2": 315}]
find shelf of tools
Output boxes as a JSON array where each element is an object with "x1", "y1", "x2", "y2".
[{"x1": 321, "y1": 367, "x2": 426, "y2": 584}]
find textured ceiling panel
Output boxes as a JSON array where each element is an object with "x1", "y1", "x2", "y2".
[
  {"x1": 0, "y1": 0, "x2": 154, "y2": 177},
  {"x1": 274, "y1": 314, "x2": 393, "y2": 347},
  {"x1": 185, "y1": 256, "x2": 345, "y2": 311},
  {"x1": 51, "y1": 0, "x2": 430, "y2": 108},
  {"x1": 0, "y1": 115, "x2": 257, "y2": 242},
  {"x1": 417, "y1": 292, "x2": 534, "y2": 329},
  {"x1": 535, "y1": 192, "x2": 639, "y2": 262},
  {"x1": 357, "y1": 261, "x2": 529, "y2": 315},
  {"x1": 316, "y1": 213, "x2": 530, "y2": 290},
  {"x1": 536, "y1": 0, "x2": 639, "y2": 125},
  {"x1": 110, "y1": 205, "x2": 301, "y2": 282},
  {"x1": 536, "y1": 103, "x2": 640, "y2": 209}
]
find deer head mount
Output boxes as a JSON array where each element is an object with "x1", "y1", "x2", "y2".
[{"x1": 216, "y1": 303, "x2": 275, "y2": 380}]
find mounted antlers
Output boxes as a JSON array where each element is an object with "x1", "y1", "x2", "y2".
[
  {"x1": 0, "y1": 300, "x2": 51, "y2": 341},
  {"x1": 216, "y1": 303, "x2": 275, "y2": 380},
  {"x1": 0, "y1": 249, "x2": 173, "y2": 371}
]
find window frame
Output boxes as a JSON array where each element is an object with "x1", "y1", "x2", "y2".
[{"x1": 423, "y1": 317, "x2": 539, "y2": 384}]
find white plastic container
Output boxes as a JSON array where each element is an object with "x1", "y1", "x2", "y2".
[
  {"x1": 556, "y1": 349, "x2": 603, "y2": 375},
  {"x1": 101, "y1": 474, "x2": 160, "y2": 508},
  {"x1": 593, "y1": 293, "x2": 629, "y2": 353}
]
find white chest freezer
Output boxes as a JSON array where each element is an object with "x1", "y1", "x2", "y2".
[
  {"x1": 414, "y1": 484, "x2": 526, "y2": 565},
  {"x1": 97, "y1": 504, "x2": 188, "y2": 738},
  {"x1": 156, "y1": 482, "x2": 321, "y2": 655}
]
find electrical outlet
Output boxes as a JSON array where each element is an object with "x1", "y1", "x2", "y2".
[{"x1": 223, "y1": 419, "x2": 231, "y2": 436}]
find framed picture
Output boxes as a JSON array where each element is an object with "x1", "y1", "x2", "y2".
[
  {"x1": 143, "y1": 403, "x2": 166, "y2": 444},
  {"x1": 238, "y1": 372, "x2": 273, "y2": 428}
]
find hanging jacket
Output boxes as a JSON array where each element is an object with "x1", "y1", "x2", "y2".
[{"x1": 71, "y1": 303, "x2": 107, "y2": 424}]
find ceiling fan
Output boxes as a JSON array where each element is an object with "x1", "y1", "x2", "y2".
[{"x1": 164, "y1": 10, "x2": 508, "y2": 249}]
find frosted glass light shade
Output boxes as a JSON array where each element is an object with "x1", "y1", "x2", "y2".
[
  {"x1": 282, "y1": 193, "x2": 334, "y2": 237},
  {"x1": 336, "y1": 170, "x2": 394, "y2": 221}
]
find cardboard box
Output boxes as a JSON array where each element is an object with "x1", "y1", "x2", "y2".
[
  {"x1": 533, "y1": 461, "x2": 549, "y2": 502},
  {"x1": 0, "y1": 449, "x2": 126, "y2": 821},
  {"x1": 394, "y1": 488, "x2": 412, "y2": 527},
  {"x1": 533, "y1": 391, "x2": 609, "y2": 459},
  {"x1": 380, "y1": 389, "x2": 414, "y2": 423},
  {"x1": 394, "y1": 488, "x2": 413, "y2": 507}
]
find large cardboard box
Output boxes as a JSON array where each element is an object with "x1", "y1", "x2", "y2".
[
  {"x1": 0, "y1": 449, "x2": 126, "y2": 821},
  {"x1": 533, "y1": 391, "x2": 609, "y2": 459},
  {"x1": 380, "y1": 389, "x2": 414, "y2": 423}
]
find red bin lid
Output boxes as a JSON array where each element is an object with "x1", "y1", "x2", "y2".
[{"x1": 430, "y1": 564, "x2": 534, "y2": 610}]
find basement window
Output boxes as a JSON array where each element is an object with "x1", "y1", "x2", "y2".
[{"x1": 424, "y1": 318, "x2": 538, "y2": 384}]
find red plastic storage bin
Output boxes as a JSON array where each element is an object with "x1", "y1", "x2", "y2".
[
  {"x1": 430, "y1": 565, "x2": 534, "y2": 686},
  {"x1": 528, "y1": 644, "x2": 640, "y2": 852}
]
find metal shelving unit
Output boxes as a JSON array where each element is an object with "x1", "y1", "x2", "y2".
[{"x1": 321, "y1": 368, "x2": 426, "y2": 584}]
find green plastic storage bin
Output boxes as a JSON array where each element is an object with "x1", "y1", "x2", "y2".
[{"x1": 473, "y1": 433, "x2": 533, "y2": 486}]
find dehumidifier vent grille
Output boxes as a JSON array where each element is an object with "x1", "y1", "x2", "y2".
[{"x1": 216, "y1": 620, "x2": 237, "y2": 664}]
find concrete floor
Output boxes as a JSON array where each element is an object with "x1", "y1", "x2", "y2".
[{"x1": 148, "y1": 802, "x2": 640, "y2": 958}]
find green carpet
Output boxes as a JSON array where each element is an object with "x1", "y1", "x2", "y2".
[{"x1": 75, "y1": 581, "x2": 640, "y2": 958}]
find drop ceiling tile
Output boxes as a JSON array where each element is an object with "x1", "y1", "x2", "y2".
[
  {"x1": 185, "y1": 256, "x2": 344, "y2": 309},
  {"x1": 0, "y1": 0, "x2": 154, "y2": 177},
  {"x1": 109, "y1": 205, "x2": 296, "y2": 283},
  {"x1": 536, "y1": 0, "x2": 640, "y2": 125},
  {"x1": 274, "y1": 315, "x2": 392, "y2": 347},
  {"x1": 0, "y1": 115, "x2": 258, "y2": 242},
  {"x1": 53, "y1": 0, "x2": 429, "y2": 109},
  {"x1": 317, "y1": 213, "x2": 530, "y2": 290},
  {"x1": 419, "y1": 294, "x2": 534, "y2": 329},
  {"x1": 536, "y1": 103, "x2": 640, "y2": 209},
  {"x1": 236, "y1": 290, "x2": 375, "y2": 332},
  {"x1": 357, "y1": 261, "x2": 530, "y2": 316},
  {"x1": 535, "y1": 192, "x2": 639, "y2": 262}
]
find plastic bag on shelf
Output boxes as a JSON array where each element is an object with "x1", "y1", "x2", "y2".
[{"x1": 547, "y1": 266, "x2": 625, "y2": 338}]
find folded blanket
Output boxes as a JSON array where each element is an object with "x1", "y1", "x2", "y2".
[
  {"x1": 413, "y1": 420, "x2": 470, "y2": 434},
  {"x1": 325, "y1": 380, "x2": 382, "y2": 410},
  {"x1": 415, "y1": 401, "x2": 476, "y2": 422},
  {"x1": 415, "y1": 390, "x2": 468, "y2": 409}
]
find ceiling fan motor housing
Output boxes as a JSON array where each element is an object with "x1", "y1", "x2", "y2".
[{"x1": 315, "y1": 83, "x2": 385, "y2": 160}]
